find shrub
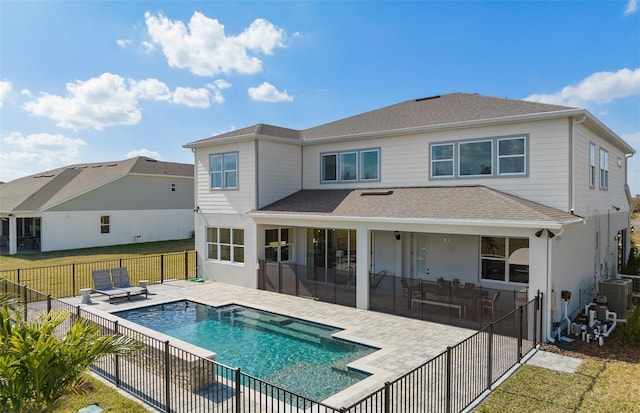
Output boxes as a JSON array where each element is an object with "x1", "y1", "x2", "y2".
[{"x1": 620, "y1": 304, "x2": 640, "y2": 345}]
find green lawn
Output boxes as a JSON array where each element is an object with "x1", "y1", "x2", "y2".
[
  {"x1": 477, "y1": 359, "x2": 640, "y2": 412},
  {"x1": 54, "y1": 374, "x2": 150, "y2": 412},
  {"x1": 0, "y1": 238, "x2": 194, "y2": 271}
]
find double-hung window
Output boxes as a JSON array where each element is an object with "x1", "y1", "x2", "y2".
[
  {"x1": 599, "y1": 149, "x2": 608, "y2": 189},
  {"x1": 210, "y1": 152, "x2": 238, "y2": 189},
  {"x1": 321, "y1": 148, "x2": 380, "y2": 183},
  {"x1": 207, "y1": 227, "x2": 244, "y2": 263},
  {"x1": 589, "y1": 143, "x2": 596, "y2": 188},
  {"x1": 430, "y1": 135, "x2": 527, "y2": 179}
]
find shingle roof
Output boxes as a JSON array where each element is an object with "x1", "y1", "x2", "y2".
[
  {"x1": 250, "y1": 186, "x2": 581, "y2": 226},
  {"x1": 185, "y1": 93, "x2": 577, "y2": 146},
  {"x1": 0, "y1": 157, "x2": 193, "y2": 212}
]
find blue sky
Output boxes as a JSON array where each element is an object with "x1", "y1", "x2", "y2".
[{"x1": 1, "y1": 1, "x2": 639, "y2": 194}]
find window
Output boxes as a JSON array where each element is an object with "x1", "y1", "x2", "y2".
[
  {"x1": 170, "y1": 183, "x2": 176, "y2": 192},
  {"x1": 481, "y1": 237, "x2": 529, "y2": 284},
  {"x1": 321, "y1": 148, "x2": 380, "y2": 183},
  {"x1": 431, "y1": 135, "x2": 527, "y2": 179},
  {"x1": 206, "y1": 227, "x2": 244, "y2": 263},
  {"x1": 599, "y1": 149, "x2": 608, "y2": 189},
  {"x1": 265, "y1": 228, "x2": 294, "y2": 262},
  {"x1": 100, "y1": 216, "x2": 110, "y2": 234},
  {"x1": 210, "y1": 152, "x2": 238, "y2": 189},
  {"x1": 589, "y1": 143, "x2": 596, "y2": 188},
  {"x1": 360, "y1": 150, "x2": 380, "y2": 180},
  {"x1": 431, "y1": 143, "x2": 454, "y2": 177},
  {"x1": 459, "y1": 140, "x2": 492, "y2": 176},
  {"x1": 498, "y1": 137, "x2": 526, "y2": 175}
]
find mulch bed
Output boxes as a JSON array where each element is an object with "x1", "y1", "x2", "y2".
[{"x1": 539, "y1": 327, "x2": 640, "y2": 364}]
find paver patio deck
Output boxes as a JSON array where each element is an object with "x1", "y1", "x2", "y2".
[{"x1": 67, "y1": 279, "x2": 477, "y2": 407}]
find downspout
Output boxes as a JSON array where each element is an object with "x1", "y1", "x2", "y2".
[
  {"x1": 255, "y1": 139, "x2": 260, "y2": 209},
  {"x1": 570, "y1": 115, "x2": 587, "y2": 214}
]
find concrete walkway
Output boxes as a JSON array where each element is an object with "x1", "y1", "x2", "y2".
[{"x1": 525, "y1": 349, "x2": 583, "y2": 373}]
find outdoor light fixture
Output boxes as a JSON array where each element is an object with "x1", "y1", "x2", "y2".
[
  {"x1": 394, "y1": 231, "x2": 401, "y2": 240},
  {"x1": 194, "y1": 206, "x2": 200, "y2": 212},
  {"x1": 547, "y1": 230, "x2": 556, "y2": 239},
  {"x1": 612, "y1": 205, "x2": 620, "y2": 211},
  {"x1": 535, "y1": 229, "x2": 544, "y2": 238}
]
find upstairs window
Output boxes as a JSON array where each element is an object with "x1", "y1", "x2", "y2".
[
  {"x1": 589, "y1": 143, "x2": 596, "y2": 188},
  {"x1": 210, "y1": 152, "x2": 238, "y2": 189},
  {"x1": 170, "y1": 183, "x2": 176, "y2": 192},
  {"x1": 431, "y1": 135, "x2": 527, "y2": 180},
  {"x1": 431, "y1": 143, "x2": 454, "y2": 177},
  {"x1": 321, "y1": 148, "x2": 380, "y2": 183},
  {"x1": 599, "y1": 149, "x2": 608, "y2": 189}
]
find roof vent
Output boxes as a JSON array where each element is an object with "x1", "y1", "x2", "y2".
[
  {"x1": 415, "y1": 95, "x2": 441, "y2": 102},
  {"x1": 361, "y1": 190, "x2": 394, "y2": 196}
]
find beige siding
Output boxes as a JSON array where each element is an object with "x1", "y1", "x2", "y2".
[
  {"x1": 257, "y1": 141, "x2": 302, "y2": 208},
  {"x1": 573, "y1": 123, "x2": 630, "y2": 217},
  {"x1": 194, "y1": 140, "x2": 256, "y2": 214},
  {"x1": 303, "y1": 118, "x2": 571, "y2": 210},
  {"x1": 50, "y1": 175, "x2": 194, "y2": 211}
]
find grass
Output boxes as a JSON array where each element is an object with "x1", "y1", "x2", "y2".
[
  {"x1": 54, "y1": 374, "x2": 150, "y2": 412},
  {"x1": 0, "y1": 238, "x2": 194, "y2": 271},
  {"x1": 476, "y1": 359, "x2": 640, "y2": 412}
]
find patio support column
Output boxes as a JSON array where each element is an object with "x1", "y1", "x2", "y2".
[
  {"x1": 8, "y1": 216, "x2": 17, "y2": 255},
  {"x1": 355, "y1": 227, "x2": 370, "y2": 310}
]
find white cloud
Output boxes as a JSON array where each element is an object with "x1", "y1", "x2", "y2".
[
  {"x1": 0, "y1": 80, "x2": 12, "y2": 106},
  {"x1": 126, "y1": 148, "x2": 162, "y2": 160},
  {"x1": 20, "y1": 89, "x2": 31, "y2": 97},
  {"x1": 248, "y1": 82, "x2": 293, "y2": 102},
  {"x1": 22, "y1": 73, "x2": 211, "y2": 129},
  {"x1": 625, "y1": 0, "x2": 638, "y2": 14},
  {"x1": 173, "y1": 87, "x2": 211, "y2": 108},
  {"x1": 0, "y1": 132, "x2": 87, "y2": 182},
  {"x1": 144, "y1": 11, "x2": 286, "y2": 76},
  {"x1": 524, "y1": 68, "x2": 640, "y2": 107},
  {"x1": 141, "y1": 40, "x2": 155, "y2": 54},
  {"x1": 205, "y1": 79, "x2": 232, "y2": 104},
  {"x1": 116, "y1": 39, "x2": 131, "y2": 48}
]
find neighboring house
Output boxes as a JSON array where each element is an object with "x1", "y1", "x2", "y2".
[
  {"x1": 183, "y1": 92, "x2": 635, "y2": 340},
  {"x1": 0, "y1": 157, "x2": 194, "y2": 255}
]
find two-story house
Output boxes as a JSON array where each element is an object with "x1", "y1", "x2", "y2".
[{"x1": 184, "y1": 93, "x2": 635, "y2": 340}]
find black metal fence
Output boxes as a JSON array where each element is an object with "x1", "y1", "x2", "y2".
[
  {"x1": 0, "y1": 250, "x2": 196, "y2": 298},
  {"x1": 2, "y1": 274, "x2": 541, "y2": 412}
]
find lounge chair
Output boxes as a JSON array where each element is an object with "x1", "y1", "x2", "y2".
[
  {"x1": 91, "y1": 269, "x2": 129, "y2": 302},
  {"x1": 111, "y1": 267, "x2": 148, "y2": 299}
]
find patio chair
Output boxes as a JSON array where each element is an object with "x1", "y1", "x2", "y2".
[
  {"x1": 111, "y1": 267, "x2": 148, "y2": 299},
  {"x1": 91, "y1": 269, "x2": 129, "y2": 302},
  {"x1": 481, "y1": 291, "x2": 501, "y2": 320}
]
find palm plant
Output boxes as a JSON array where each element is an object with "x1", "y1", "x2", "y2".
[{"x1": 0, "y1": 292, "x2": 141, "y2": 412}]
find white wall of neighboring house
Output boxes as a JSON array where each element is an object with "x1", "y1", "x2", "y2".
[{"x1": 41, "y1": 209, "x2": 193, "y2": 252}]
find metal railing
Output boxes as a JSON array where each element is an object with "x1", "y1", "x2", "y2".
[
  {"x1": 2, "y1": 275, "x2": 541, "y2": 412},
  {"x1": 0, "y1": 250, "x2": 196, "y2": 298}
]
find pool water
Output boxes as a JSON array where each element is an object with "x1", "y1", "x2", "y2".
[{"x1": 115, "y1": 300, "x2": 376, "y2": 401}]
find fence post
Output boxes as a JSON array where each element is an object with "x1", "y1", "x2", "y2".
[
  {"x1": 184, "y1": 250, "x2": 189, "y2": 280},
  {"x1": 164, "y1": 340, "x2": 171, "y2": 413},
  {"x1": 533, "y1": 293, "x2": 538, "y2": 347},
  {"x1": 538, "y1": 290, "x2": 544, "y2": 344},
  {"x1": 17, "y1": 269, "x2": 20, "y2": 285},
  {"x1": 160, "y1": 254, "x2": 165, "y2": 284},
  {"x1": 518, "y1": 305, "x2": 524, "y2": 361},
  {"x1": 487, "y1": 323, "x2": 493, "y2": 391},
  {"x1": 384, "y1": 381, "x2": 391, "y2": 413},
  {"x1": 47, "y1": 295, "x2": 52, "y2": 313},
  {"x1": 22, "y1": 284, "x2": 27, "y2": 321},
  {"x1": 446, "y1": 346, "x2": 452, "y2": 413},
  {"x1": 235, "y1": 368, "x2": 241, "y2": 413},
  {"x1": 72, "y1": 263, "x2": 76, "y2": 298},
  {"x1": 114, "y1": 321, "x2": 120, "y2": 387}
]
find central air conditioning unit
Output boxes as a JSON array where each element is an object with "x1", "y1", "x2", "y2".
[{"x1": 599, "y1": 278, "x2": 632, "y2": 317}]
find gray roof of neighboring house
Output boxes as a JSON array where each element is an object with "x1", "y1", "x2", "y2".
[
  {"x1": 185, "y1": 92, "x2": 578, "y2": 146},
  {"x1": 249, "y1": 186, "x2": 581, "y2": 226},
  {"x1": 0, "y1": 157, "x2": 194, "y2": 213}
]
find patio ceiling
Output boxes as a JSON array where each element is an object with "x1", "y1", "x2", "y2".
[{"x1": 248, "y1": 186, "x2": 583, "y2": 229}]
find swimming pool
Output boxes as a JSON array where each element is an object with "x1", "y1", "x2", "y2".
[{"x1": 115, "y1": 300, "x2": 376, "y2": 401}]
